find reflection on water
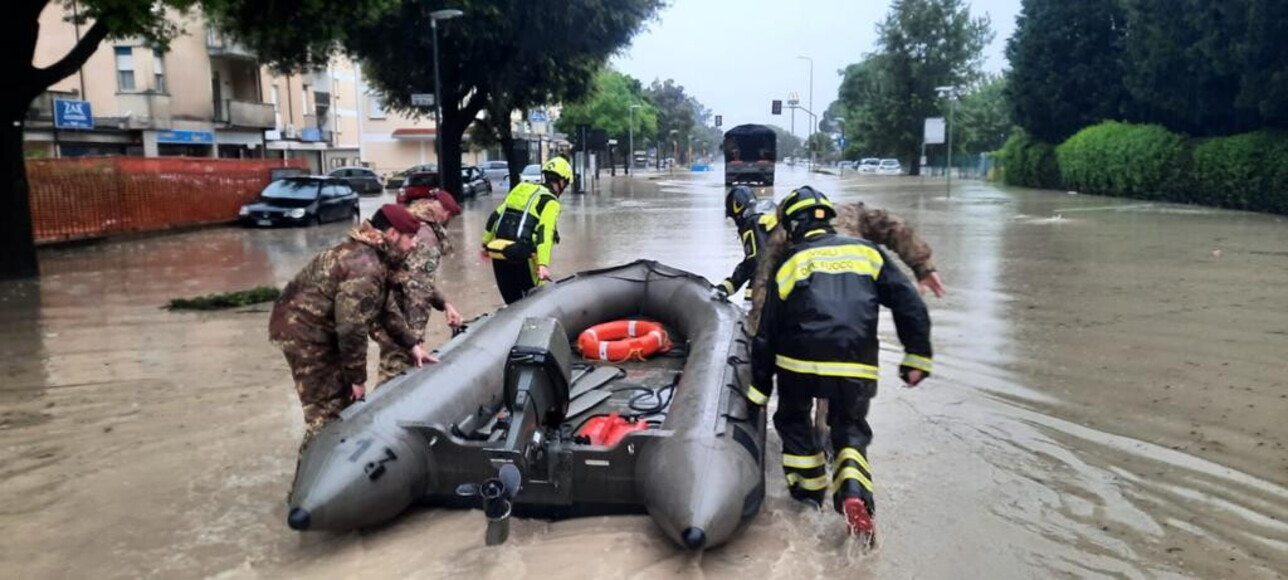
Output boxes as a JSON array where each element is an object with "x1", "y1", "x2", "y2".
[{"x1": 0, "y1": 170, "x2": 1284, "y2": 578}]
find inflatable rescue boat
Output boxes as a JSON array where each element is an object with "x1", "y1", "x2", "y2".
[{"x1": 286, "y1": 261, "x2": 766, "y2": 549}]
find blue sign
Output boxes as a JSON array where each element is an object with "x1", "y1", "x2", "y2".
[
  {"x1": 54, "y1": 99, "x2": 94, "y2": 129},
  {"x1": 300, "y1": 128, "x2": 322, "y2": 142},
  {"x1": 837, "y1": 136, "x2": 847, "y2": 147},
  {"x1": 156, "y1": 130, "x2": 214, "y2": 144},
  {"x1": 528, "y1": 110, "x2": 549, "y2": 123}
]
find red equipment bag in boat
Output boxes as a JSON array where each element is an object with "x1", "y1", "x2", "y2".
[{"x1": 577, "y1": 413, "x2": 648, "y2": 446}]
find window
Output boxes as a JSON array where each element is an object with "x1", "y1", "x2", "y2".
[
  {"x1": 152, "y1": 49, "x2": 166, "y2": 93},
  {"x1": 114, "y1": 47, "x2": 135, "y2": 91},
  {"x1": 302, "y1": 84, "x2": 311, "y2": 115},
  {"x1": 368, "y1": 95, "x2": 385, "y2": 119},
  {"x1": 271, "y1": 84, "x2": 281, "y2": 128}
]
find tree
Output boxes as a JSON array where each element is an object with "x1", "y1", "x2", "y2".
[
  {"x1": 806, "y1": 132, "x2": 838, "y2": 163},
  {"x1": 555, "y1": 69, "x2": 657, "y2": 170},
  {"x1": 1241, "y1": 0, "x2": 1288, "y2": 127},
  {"x1": 3, "y1": 0, "x2": 395, "y2": 280},
  {"x1": 853, "y1": 0, "x2": 993, "y2": 175},
  {"x1": 1005, "y1": 0, "x2": 1130, "y2": 144},
  {"x1": 955, "y1": 74, "x2": 1013, "y2": 154},
  {"x1": 644, "y1": 79, "x2": 699, "y2": 165},
  {"x1": 347, "y1": 1, "x2": 662, "y2": 194},
  {"x1": 765, "y1": 125, "x2": 804, "y2": 160}
]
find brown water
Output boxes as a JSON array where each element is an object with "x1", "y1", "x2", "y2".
[{"x1": 1, "y1": 167, "x2": 1285, "y2": 579}]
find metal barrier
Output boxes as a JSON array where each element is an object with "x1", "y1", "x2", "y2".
[{"x1": 26, "y1": 157, "x2": 306, "y2": 243}]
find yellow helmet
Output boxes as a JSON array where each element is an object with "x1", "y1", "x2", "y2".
[
  {"x1": 780, "y1": 186, "x2": 836, "y2": 222},
  {"x1": 541, "y1": 157, "x2": 574, "y2": 183}
]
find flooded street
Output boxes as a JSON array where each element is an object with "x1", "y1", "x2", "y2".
[{"x1": 1, "y1": 168, "x2": 1285, "y2": 579}]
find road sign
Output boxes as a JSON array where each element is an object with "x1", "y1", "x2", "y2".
[
  {"x1": 837, "y1": 136, "x2": 847, "y2": 148},
  {"x1": 54, "y1": 99, "x2": 93, "y2": 129},
  {"x1": 715, "y1": 115, "x2": 722, "y2": 128},
  {"x1": 771, "y1": 100, "x2": 782, "y2": 115},
  {"x1": 924, "y1": 117, "x2": 946, "y2": 145},
  {"x1": 528, "y1": 110, "x2": 549, "y2": 123},
  {"x1": 410, "y1": 93, "x2": 435, "y2": 107},
  {"x1": 608, "y1": 139, "x2": 618, "y2": 146}
]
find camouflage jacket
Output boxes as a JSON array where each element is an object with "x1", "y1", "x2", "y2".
[
  {"x1": 269, "y1": 223, "x2": 411, "y2": 385},
  {"x1": 748, "y1": 201, "x2": 936, "y2": 330},
  {"x1": 376, "y1": 222, "x2": 452, "y2": 347}
]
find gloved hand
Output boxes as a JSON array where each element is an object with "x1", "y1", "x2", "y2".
[
  {"x1": 714, "y1": 280, "x2": 734, "y2": 301},
  {"x1": 899, "y1": 366, "x2": 928, "y2": 387}
]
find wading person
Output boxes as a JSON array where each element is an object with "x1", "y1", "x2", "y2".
[
  {"x1": 375, "y1": 196, "x2": 464, "y2": 386},
  {"x1": 479, "y1": 157, "x2": 573, "y2": 304},
  {"x1": 270, "y1": 204, "x2": 434, "y2": 449},
  {"x1": 748, "y1": 186, "x2": 933, "y2": 547}
]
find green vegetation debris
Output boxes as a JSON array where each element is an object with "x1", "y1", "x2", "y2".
[{"x1": 167, "y1": 286, "x2": 281, "y2": 311}]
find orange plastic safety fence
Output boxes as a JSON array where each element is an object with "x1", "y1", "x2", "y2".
[{"x1": 26, "y1": 157, "x2": 307, "y2": 243}]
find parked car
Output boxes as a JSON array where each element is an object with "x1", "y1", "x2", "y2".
[
  {"x1": 858, "y1": 158, "x2": 880, "y2": 173},
  {"x1": 876, "y1": 159, "x2": 903, "y2": 175},
  {"x1": 461, "y1": 165, "x2": 492, "y2": 198},
  {"x1": 480, "y1": 160, "x2": 510, "y2": 185},
  {"x1": 239, "y1": 177, "x2": 359, "y2": 227},
  {"x1": 328, "y1": 166, "x2": 383, "y2": 195},
  {"x1": 385, "y1": 164, "x2": 437, "y2": 190},
  {"x1": 519, "y1": 163, "x2": 543, "y2": 184},
  {"x1": 397, "y1": 171, "x2": 447, "y2": 205}
]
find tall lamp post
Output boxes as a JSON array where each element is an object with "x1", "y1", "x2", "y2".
[
  {"x1": 628, "y1": 104, "x2": 641, "y2": 175},
  {"x1": 430, "y1": 9, "x2": 463, "y2": 173},
  {"x1": 797, "y1": 55, "x2": 814, "y2": 171},
  {"x1": 668, "y1": 129, "x2": 678, "y2": 175},
  {"x1": 935, "y1": 85, "x2": 961, "y2": 197}
]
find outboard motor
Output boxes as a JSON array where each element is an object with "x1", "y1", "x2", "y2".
[{"x1": 465, "y1": 317, "x2": 572, "y2": 545}]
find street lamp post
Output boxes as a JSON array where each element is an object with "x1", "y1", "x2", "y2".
[
  {"x1": 628, "y1": 104, "x2": 641, "y2": 175},
  {"x1": 668, "y1": 129, "x2": 678, "y2": 175},
  {"x1": 834, "y1": 116, "x2": 846, "y2": 174},
  {"x1": 430, "y1": 9, "x2": 463, "y2": 175},
  {"x1": 935, "y1": 85, "x2": 961, "y2": 197},
  {"x1": 797, "y1": 55, "x2": 814, "y2": 171}
]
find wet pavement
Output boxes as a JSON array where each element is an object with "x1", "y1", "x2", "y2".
[{"x1": 1, "y1": 166, "x2": 1285, "y2": 578}]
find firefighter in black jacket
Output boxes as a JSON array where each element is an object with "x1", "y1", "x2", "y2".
[
  {"x1": 716, "y1": 186, "x2": 778, "y2": 301},
  {"x1": 749, "y1": 186, "x2": 932, "y2": 546}
]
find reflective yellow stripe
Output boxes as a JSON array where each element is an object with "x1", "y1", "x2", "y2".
[
  {"x1": 775, "y1": 244, "x2": 884, "y2": 299},
  {"x1": 759, "y1": 213, "x2": 778, "y2": 230},
  {"x1": 835, "y1": 447, "x2": 871, "y2": 474},
  {"x1": 832, "y1": 467, "x2": 874, "y2": 493},
  {"x1": 719, "y1": 280, "x2": 734, "y2": 294},
  {"x1": 746, "y1": 385, "x2": 768, "y2": 405},
  {"x1": 784, "y1": 196, "x2": 834, "y2": 217},
  {"x1": 782, "y1": 453, "x2": 826, "y2": 470},
  {"x1": 902, "y1": 354, "x2": 933, "y2": 373},
  {"x1": 787, "y1": 472, "x2": 830, "y2": 491},
  {"x1": 775, "y1": 354, "x2": 879, "y2": 380}
]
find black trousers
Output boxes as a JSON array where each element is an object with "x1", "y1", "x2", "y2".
[
  {"x1": 492, "y1": 260, "x2": 537, "y2": 304},
  {"x1": 773, "y1": 372, "x2": 876, "y2": 514}
]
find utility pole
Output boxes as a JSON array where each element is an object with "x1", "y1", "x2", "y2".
[
  {"x1": 429, "y1": 9, "x2": 463, "y2": 172},
  {"x1": 797, "y1": 56, "x2": 814, "y2": 171},
  {"x1": 628, "y1": 104, "x2": 640, "y2": 176}
]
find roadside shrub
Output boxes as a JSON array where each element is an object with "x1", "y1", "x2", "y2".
[
  {"x1": 997, "y1": 131, "x2": 1062, "y2": 189},
  {"x1": 1056, "y1": 122, "x2": 1187, "y2": 200},
  {"x1": 1190, "y1": 130, "x2": 1288, "y2": 214}
]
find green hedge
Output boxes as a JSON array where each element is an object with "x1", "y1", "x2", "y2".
[
  {"x1": 1056, "y1": 121, "x2": 1187, "y2": 200},
  {"x1": 997, "y1": 131, "x2": 1062, "y2": 189},
  {"x1": 998, "y1": 122, "x2": 1288, "y2": 215}
]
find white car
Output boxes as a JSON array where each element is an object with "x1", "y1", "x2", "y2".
[
  {"x1": 519, "y1": 163, "x2": 543, "y2": 183},
  {"x1": 858, "y1": 158, "x2": 880, "y2": 173},
  {"x1": 876, "y1": 159, "x2": 902, "y2": 175}
]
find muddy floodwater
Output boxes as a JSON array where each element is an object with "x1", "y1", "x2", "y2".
[{"x1": 1, "y1": 167, "x2": 1285, "y2": 579}]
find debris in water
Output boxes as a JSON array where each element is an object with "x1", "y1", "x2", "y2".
[{"x1": 166, "y1": 286, "x2": 280, "y2": 311}]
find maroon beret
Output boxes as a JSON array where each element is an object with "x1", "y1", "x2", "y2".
[{"x1": 375, "y1": 204, "x2": 421, "y2": 235}]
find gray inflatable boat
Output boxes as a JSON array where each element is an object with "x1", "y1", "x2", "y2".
[{"x1": 286, "y1": 260, "x2": 766, "y2": 550}]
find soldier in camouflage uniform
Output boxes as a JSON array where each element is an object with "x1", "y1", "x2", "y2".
[
  {"x1": 269, "y1": 204, "x2": 433, "y2": 448},
  {"x1": 374, "y1": 197, "x2": 464, "y2": 386}
]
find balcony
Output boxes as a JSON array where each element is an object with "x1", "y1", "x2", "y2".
[
  {"x1": 215, "y1": 99, "x2": 275, "y2": 129},
  {"x1": 206, "y1": 29, "x2": 255, "y2": 60},
  {"x1": 117, "y1": 92, "x2": 172, "y2": 130}
]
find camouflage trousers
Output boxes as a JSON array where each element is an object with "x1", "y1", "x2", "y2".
[{"x1": 279, "y1": 341, "x2": 353, "y2": 448}]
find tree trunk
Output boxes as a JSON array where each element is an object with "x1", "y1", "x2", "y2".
[{"x1": 1, "y1": 115, "x2": 39, "y2": 280}]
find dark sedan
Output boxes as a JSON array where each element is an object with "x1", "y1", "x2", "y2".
[
  {"x1": 328, "y1": 166, "x2": 383, "y2": 195},
  {"x1": 461, "y1": 165, "x2": 492, "y2": 198},
  {"x1": 239, "y1": 177, "x2": 360, "y2": 227}
]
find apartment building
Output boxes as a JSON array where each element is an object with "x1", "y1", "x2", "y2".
[{"x1": 24, "y1": 4, "x2": 565, "y2": 177}]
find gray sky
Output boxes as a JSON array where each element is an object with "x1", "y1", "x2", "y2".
[{"x1": 612, "y1": 0, "x2": 1019, "y2": 137}]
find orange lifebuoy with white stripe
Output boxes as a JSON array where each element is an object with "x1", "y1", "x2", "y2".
[{"x1": 577, "y1": 320, "x2": 671, "y2": 362}]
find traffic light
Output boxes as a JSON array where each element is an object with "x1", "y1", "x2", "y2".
[
  {"x1": 715, "y1": 115, "x2": 723, "y2": 128},
  {"x1": 771, "y1": 100, "x2": 782, "y2": 115}
]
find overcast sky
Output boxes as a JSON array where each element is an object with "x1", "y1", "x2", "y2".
[{"x1": 612, "y1": 0, "x2": 1020, "y2": 136}]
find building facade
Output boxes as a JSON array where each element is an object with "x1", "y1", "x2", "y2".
[{"x1": 26, "y1": 4, "x2": 567, "y2": 178}]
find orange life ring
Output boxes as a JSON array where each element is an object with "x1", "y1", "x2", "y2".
[{"x1": 577, "y1": 320, "x2": 672, "y2": 362}]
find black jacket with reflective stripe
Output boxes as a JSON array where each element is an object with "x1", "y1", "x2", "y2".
[
  {"x1": 752, "y1": 230, "x2": 932, "y2": 393},
  {"x1": 725, "y1": 202, "x2": 778, "y2": 293}
]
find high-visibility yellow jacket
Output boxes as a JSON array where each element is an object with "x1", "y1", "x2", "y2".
[{"x1": 480, "y1": 182, "x2": 561, "y2": 266}]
